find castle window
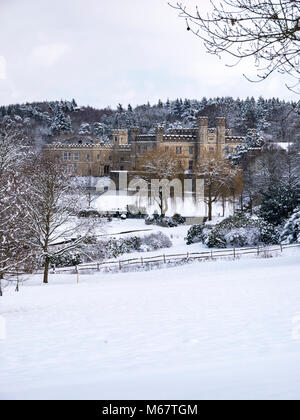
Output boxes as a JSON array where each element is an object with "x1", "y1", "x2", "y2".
[
  {"x1": 189, "y1": 147, "x2": 194, "y2": 155},
  {"x1": 104, "y1": 165, "x2": 110, "y2": 175},
  {"x1": 120, "y1": 166, "x2": 124, "y2": 171},
  {"x1": 120, "y1": 156, "x2": 124, "y2": 162},
  {"x1": 209, "y1": 147, "x2": 214, "y2": 152},
  {"x1": 176, "y1": 147, "x2": 182, "y2": 154},
  {"x1": 86, "y1": 154, "x2": 90, "y2": 161},
  {"x1": 115, "y1": 136, "x2": 118, "y2": 142},
  {"x1": 74, "y1": 152, "x2": 79, "y2": 161},
  {"x1": 97, "y1": 153, "x2": 101, "y2": 160},
  {"x1": 63, "y1": 151, "x2": 71, "y2": 161},
  {"x1": 189, "y1": 160, "x2": 193, "y2": 170},
  {"x1": 109, "y1": 155, "x2": 112, "y2": 161}
]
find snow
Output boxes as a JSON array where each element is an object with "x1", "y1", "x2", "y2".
[
  {"x1": 93, "y1": 190, "x2": 234, "y2": 218},
  {"x1": 1, "y1": 249, "x2": 300, "y2": 400},
  {"x1": 275, "y1": 142, "x2": 294, "y2": 151}
]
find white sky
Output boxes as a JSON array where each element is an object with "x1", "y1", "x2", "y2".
[{"x1": 0, "y1": 0, "x2": 298, "y2": 108}]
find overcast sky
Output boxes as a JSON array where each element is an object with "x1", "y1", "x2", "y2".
[{"x1": 0, "y1": 0, "x2": 298, "y2": 109}]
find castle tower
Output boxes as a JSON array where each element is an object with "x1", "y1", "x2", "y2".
[
  {"x1": 156, "y1": 126, "x2": 164, "y2": 144},
  {"x1": 112, "y1": 129, "x2": 128, "y2": 145},
  {"x1": 197, "y1": 116, "x2": 208, "y2": 162},
  {"x1": 130, "y1": 127, "x2": 139, "y2": 170},
  {"x1": 216, "y1": 117, "x2": 226, "y2": 154}
]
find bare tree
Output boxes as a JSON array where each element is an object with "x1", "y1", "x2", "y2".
[
  {"x1": 135, "y1": 147, "x2": 183, "y2": 215},
  {"x1": 22, "y1": 155, "x2": 92, "y2": 284},
  {"x1": 195, "y1": 154, "x2": 242, "y2": 220},
  {"x1": 170, "y1": 0, "x2": 300, "y2": 93}
]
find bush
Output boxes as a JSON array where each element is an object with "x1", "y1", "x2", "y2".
[
  {"x1": 186, "y1": 224, "x2": 209, "y2": 245},
  {"x1": 145, "y1": 214, "x2": 185, "y2": 227},
  {"x1": 78, "y1": 232, "x2": 172, "y2": 264},
  {"x1": 186, "y1": 212, "x2": 280, "y2": 248},
  {"x1": 140, "y1": 231, "x2": 172, "y2": 251},
  {"x1": 50, "y1": 252, "x2": 82, "y2": 268},
  {"x1": 78, "y1": 209, "x2": 101, "y2": 218}
]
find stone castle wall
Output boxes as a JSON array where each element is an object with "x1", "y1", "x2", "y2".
[{"x1": 45, "y1": 117, "x2": 244, "y2": 176}]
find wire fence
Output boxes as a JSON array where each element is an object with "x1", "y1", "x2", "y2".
[{"x1": 49, "y1": 243, "x2": 300, "y2": 275}]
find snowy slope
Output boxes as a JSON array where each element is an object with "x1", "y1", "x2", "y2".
[{"x1": 1, "y1": 251, "x2": 300, "y2": 400}]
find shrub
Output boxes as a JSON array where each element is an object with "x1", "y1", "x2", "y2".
[
  {"x1": 187, "y1": 212, "x2": 280, "y2": 248},
  {"x1": 78, "y1": 232, "x2": 172, "y2": 264},
  {"x1": 186, "y1": 224, "x2": 208, "y2": 245},
  {"x1": 140, "y1": 231, "x2": 172, "y2": 251},
  {"x1": 78, "y1": 209, "x2": 101, "y2": 218},
  {"x1": 50, "y1": 252, "x2": 82, "y2": 268},
  {"x1": 145, "y1": 214, "x2": 185, "y2": 227}
]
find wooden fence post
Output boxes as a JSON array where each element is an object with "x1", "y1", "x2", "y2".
[
  {"x1": 75, "y1": 265, "x2": 79, "y2": 284},
  {"x1": 233, "y1": 248, "x2": 236, "y2": 259},
  {"x1": 257, "y1": 245, "x2": 260, "y2": 256}
]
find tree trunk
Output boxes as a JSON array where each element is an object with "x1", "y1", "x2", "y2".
[
  {"x1": 43, "y1": 256, "x2": 50, "y2": 284},
  {"x1": 208, "y1": 200, "x2": 213, "y2": 221},
  {"x1": 208, "y1": 187, "x2": 213, "y2": 221}
]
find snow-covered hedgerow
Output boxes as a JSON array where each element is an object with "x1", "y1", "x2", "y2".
[
  {"x1": 280, "y1": 208, "x2": 300, "y2": 244},
  {"x1": 186, "y1": 212, "x2": 280, "y2": 248},
  {"x1": 78, "y1": 232, "x2": 172, "y2": 264}
]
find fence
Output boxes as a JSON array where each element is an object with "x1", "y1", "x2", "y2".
[{"x1": 50, "y1": 243, "x2": 300, "y2": 275}]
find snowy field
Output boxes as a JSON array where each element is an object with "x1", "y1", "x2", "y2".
[{"x1": 1, "y1": 249, "x2": 300, "y2": 400}]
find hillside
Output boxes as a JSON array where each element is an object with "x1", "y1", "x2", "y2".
[{"x1": 1, "y1": 97, "x2": 299, "y2": 148}]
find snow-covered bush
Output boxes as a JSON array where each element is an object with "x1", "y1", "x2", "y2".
[
  {"x1": 78, "y1": 209, "x2": 102, "y2": 218},
  {"x1": 187, "y1": 212, "x2": 280, "y2": 248},
  {"x1": 145, "y1": 214, "x2": 185, "y2": 227},
  {"x1": 186, "y1": 224, "x2": 212, "y2": 245},
  {"x1": 50, "y1": 252, "x2": 82, "y2": 268},
  {"x1": 77, "y1": 232, "x2": 172, "y2": 264},
  {"x1": 140, "y1": 232, "x2": 172, "y2": 251},
  {"x1": 280, "y1": 208, "x2": 300, "y2": 244}
]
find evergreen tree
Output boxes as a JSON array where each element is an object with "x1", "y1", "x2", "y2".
[
  {"x1": 281, "y1": 207, "x2": 300, "y2": 244},
  {"x1": 78, "y1": 122, "x2": 91, "y2": 135},
  {"x1": 260, "y1": 182, "x2": 298, "y2": 226},
  {"x1": 51, "y1": 109, "x2": 72, "y2": 134}
]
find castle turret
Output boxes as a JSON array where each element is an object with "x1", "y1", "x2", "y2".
[
  {"x1": 197, "y1": 116, "x2": 208, "y2": 161},
  {"x1": 112, "y1": 129, "x2": 128, "y2": 145},
  {"x1": 156, "y1": 126, "x2": 164, "y2": 144},
  {"x1": 130, "y1": 127, "x2": 139, "y2": 169},
  {"x1": 216, "y1": 117, "x2": 226, "y2": 153}
]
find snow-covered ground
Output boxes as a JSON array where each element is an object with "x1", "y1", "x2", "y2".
[
  {"x1": 1, "y1": 249, "x2": 300, "y2": 400},
  {"x1": 93, "y1": 189, "x2": 234, "y2": 218}
]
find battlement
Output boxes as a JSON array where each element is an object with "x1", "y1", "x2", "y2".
[{"x1": 225, "y1": 136, "x2": 244, "y2": 143}]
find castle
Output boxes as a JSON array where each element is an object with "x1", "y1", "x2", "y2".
[{"x1": 45, "y1": 117, "x2": 244, "y2": 177}]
